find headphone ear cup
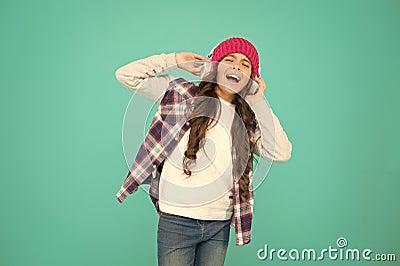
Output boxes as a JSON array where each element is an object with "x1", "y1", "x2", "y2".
[
  {"x1": 200, "y1": 61, "x2": 212, "y2": 78},
  {"x1": 207, "y1": 44, "x2": 219, "y2": 59}
]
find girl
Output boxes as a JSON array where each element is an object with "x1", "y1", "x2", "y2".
[{"x1": 115, "y1": 37, "x2": 292, "y2": 266}]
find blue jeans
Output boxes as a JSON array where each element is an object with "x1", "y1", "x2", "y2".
[{"x1": 157, "y1": 210, "x2": 231, "y2": 266}]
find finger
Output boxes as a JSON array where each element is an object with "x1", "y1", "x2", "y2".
[
  {"x1": 193, "y1": 54, "x2": 206, "y2": 59},
  {"x1": 253, "y1": 77, "x2": 261, "y2": 84},
  {"x1": 254, "y1": 77, "x2": 264, "y2": 84},
  {"x1": 193, "y1": 70, "x2": 202, "y2": 76},
  {"x1": 195, "y1": 58, "x2": 210, "y2": 63},
  {"x1": 194, "y1": 54, "x2": 210, "y2": 61}
]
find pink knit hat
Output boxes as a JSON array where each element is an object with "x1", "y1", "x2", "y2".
[{"x1": 207, "y1": 37, "x2": 260, "y2": 78}]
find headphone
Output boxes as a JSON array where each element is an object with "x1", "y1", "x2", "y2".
[{"x1": 206, "y1": 45, "x2": 262, "y2": 78}]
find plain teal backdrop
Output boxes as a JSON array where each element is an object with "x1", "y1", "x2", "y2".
[{"x1": 1, "y1": 0, "x2": 398, "y2": 265}]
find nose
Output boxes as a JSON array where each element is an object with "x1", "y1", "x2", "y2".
[{"x1": 232, "y1": 66, "x2": 241, "y2": 71}]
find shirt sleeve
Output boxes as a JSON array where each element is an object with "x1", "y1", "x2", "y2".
[
  {"x1": 251, "y1": 100, "x2": 292, "y2": 162},
  {"x1": 115, "y1": 52, "x2": 178, "y2": 104}
]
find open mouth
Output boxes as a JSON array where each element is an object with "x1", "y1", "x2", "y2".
[{"x1": 226, "y1": 73, "x2": 241, "y2": 84}]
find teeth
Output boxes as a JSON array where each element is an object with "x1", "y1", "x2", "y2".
[{"x1": 226, "y1": 74, "x2": 240, "y2": 81}]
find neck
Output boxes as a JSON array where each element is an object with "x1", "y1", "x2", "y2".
[{"x1": 214, "y1": 84, "x2": 235, "y2": 103}]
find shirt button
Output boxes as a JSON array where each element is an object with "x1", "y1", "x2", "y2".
[
  {"x1": 186, "y1": 122, "x2": 190, "y2": 126},
  {"x1": 153, "y1": 165, "x2": 156, "y2": 169}
]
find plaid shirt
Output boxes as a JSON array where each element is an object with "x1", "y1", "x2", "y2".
[{"x1": 116, "y1": 77, "x2": 256, "y2": 246}]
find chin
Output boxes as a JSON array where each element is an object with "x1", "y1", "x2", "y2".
[{"x1": 216, "y1": 80, "x2": 244, "y2": 94}]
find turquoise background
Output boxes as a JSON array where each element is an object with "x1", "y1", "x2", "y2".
[{"x1": 1, "y1": 0, "x2": 398, "y2": 265}]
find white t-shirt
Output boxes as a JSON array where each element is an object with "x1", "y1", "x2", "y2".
[{"x1": 158, "y1": 96, "x2": 236, "y2": 220}]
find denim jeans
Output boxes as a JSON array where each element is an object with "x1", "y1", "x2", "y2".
[{"x1": 157, "y1": 210, "x2": 231, "y2": 266}]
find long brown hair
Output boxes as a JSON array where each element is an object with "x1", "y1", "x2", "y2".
[{"x1": 182, "y1": 63, "x2": 260, "y2": 203}]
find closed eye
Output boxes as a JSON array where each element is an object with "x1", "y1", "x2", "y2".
[{"x1": 225, "y1": 58, "x2": 250, "y2": 68}]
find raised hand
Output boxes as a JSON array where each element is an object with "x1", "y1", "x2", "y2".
[
  {"x1": 175, "y1": 52, "x2": 210, "y2": 76},
  {"x1": 244, "y1": 76, "x2": 268, "y2": 106}
]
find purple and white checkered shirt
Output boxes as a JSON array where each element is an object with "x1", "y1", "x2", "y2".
[{"x1": 116, "y1": 77, "x2": 256, "y2": 246}]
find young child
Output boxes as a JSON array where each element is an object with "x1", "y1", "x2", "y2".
[{"x1": 115, "y1": 37, "x2": 292, "y2": 266}]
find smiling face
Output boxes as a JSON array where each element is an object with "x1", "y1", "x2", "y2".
[{"x1": 214, "y1": 53, "x2": 254, "y2": 101}]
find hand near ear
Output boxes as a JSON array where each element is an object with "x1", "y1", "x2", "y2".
[
  {"x1": 175, "y1": 52, "x2": 210, "y2": 76},
  {"x1": 244, "y1": 77, "x2": 267, "y2": 106},
  {"x1": 253, "y1": 76, "x2": 267, "y2": 93}
]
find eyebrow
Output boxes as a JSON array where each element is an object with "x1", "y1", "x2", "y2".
[{"x1": 226, "y1": 54, "x2": 251, "y2": 65}]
